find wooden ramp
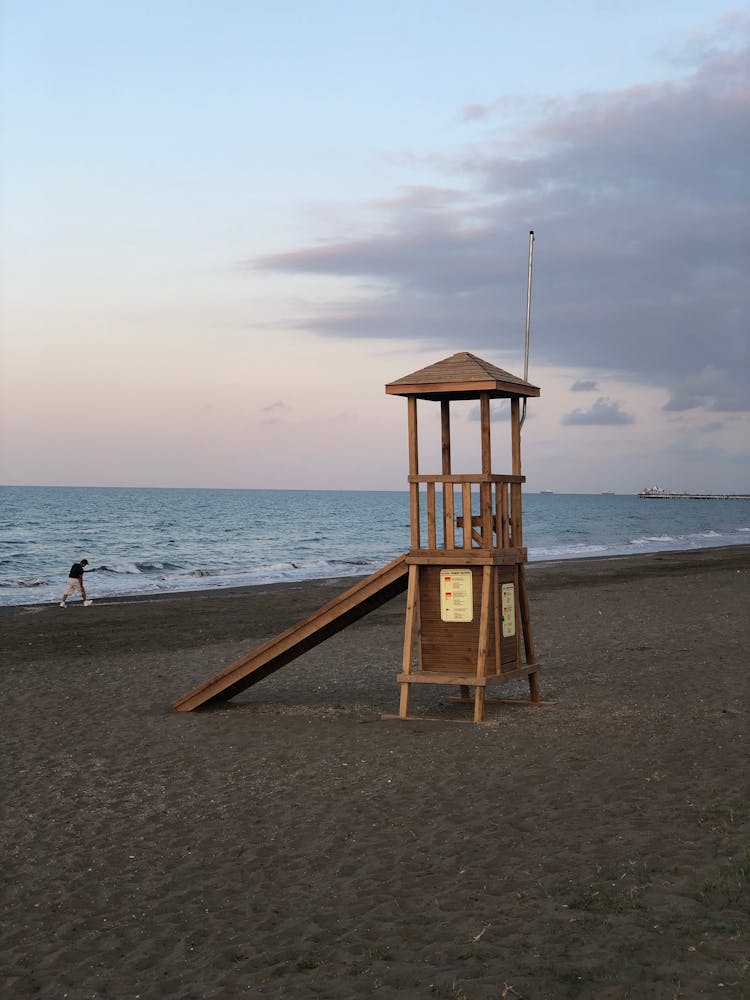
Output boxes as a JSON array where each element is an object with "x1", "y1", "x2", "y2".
[{"x1": 172, "y1": 555, "x2": 409, "y2": 712}]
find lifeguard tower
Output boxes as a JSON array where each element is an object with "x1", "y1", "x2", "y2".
[
  {"x1": 172, "y1": 358, "x2": 543, "y2": 725},
  {"x1": 384, "y1": 352, "x2": 541, "y2": 723}
]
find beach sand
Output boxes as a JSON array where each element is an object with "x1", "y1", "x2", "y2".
[{"x1": 1, "y1": 546, "x2": 748, "y2": 999}]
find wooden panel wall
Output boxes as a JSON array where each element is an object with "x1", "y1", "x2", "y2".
[{"x1": 417, "y1": 565, "x2": 518, "y2": 675}]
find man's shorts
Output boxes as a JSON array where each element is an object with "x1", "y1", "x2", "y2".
[{"x1": 63, "y1": 577, "x2": 84, "y2": 598}]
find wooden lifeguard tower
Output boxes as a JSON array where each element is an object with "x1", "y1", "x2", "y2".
[{"x1": 384, "y1": 351, "x2": 541, "y2": 723}]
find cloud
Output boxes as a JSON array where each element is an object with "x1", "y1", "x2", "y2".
[
  {"x1": 663, "y1": 365, "x2": 750, "y2": 412},
  {"x1": 561, "y1": 397, "x2": 634, "y2": 426},
  {"x1": 571, "y1": 379, "x2": 598, "y2": 392},
  {"x1": 260, "y1": 400, "x2": 289, "y2": 414},
  {"x1": 253, "y1": 21, "x2": 750, "y2": 413},
  {"x1": 466, "y1": 401, "x2": 529, "y2": 423},
  {"x1": 259, "y1": 400, "x2": 290, "y2": 424}
]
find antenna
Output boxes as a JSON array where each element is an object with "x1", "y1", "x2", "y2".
[{"x1": 520, "y1": 229, "x2": 535, "y2": 429}]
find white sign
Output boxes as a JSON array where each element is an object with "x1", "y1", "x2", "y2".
[
  {"x1": 501, "y1": 582, "x2": 516, "y2": 637},
  {"x1": 440, "y1": 568, "x2": 474, "y2": 622}
]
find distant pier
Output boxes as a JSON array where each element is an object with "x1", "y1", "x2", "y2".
[{"x1": 639, "y1": 488, "x2": 750, "y2": 500}]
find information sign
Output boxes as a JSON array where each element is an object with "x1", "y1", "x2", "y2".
[
  {"x1": 440, "y1": 569, "x2": 473, "y2": 622},
  {"x1": 501, "y1": 582, "x2": 516, "y2": 637}
]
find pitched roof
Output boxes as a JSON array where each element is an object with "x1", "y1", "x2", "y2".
[{"x1": 385, "y1": 352, "x2": 540, "y2": 400}]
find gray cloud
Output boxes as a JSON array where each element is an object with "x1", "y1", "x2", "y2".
[
  {"x1": 663, "y1": 365, "x2": 750, "y2": 412},
  {"x1": 571, "y1": 379, "x2": 599, "y2": 392},
  {"x1": 561, "y1": 397, "x2": 635, "y2": 426},
  {"x1": 253, "y1": 24, "x2": 749, "y2": 412},
  {"x1": 260, "y1": 400, "x2": 289, "y2": 414},
  {"x1": 259, "y1": 400, "x2": 290, "y2": 425}
]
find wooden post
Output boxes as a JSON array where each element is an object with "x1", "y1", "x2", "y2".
[
  {"x1": 399, "y1": 565, "x2": 419, "y2": 718},
  {"x1": 493, "y1": 567, "x2": 502, "y2": 675},
  {"x1": 474, "y1": 565, "x2": 492, "y2": 722},
  {"x1": 480, "y1": 393, "x2": 492, "y2": 548},
  {"x1": 518, "y1": 564, "x2": 540, "y2": 702},
  {"x1": 408, "y1": 397, "x2": 420, "y2": 551},
  {"x1": 510, "y1": 397, "x2": 523, "y2": 548},
  {"x1": 427, "y1": 482, "x2": 437, "y2": 549},
  {"x1": 500, "y1": 482, "x2": 509, "y2": 548},
  {"x1": 462, "y1": 482, "x2": 473, "y2": 549},
  {"x1": 441, "y1": 401, "x2": 453, "y2": 550}
]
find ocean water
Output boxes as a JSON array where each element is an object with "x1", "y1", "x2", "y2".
[{"x1": 1, "y1": 486, "x2": 748, "y2": 606}]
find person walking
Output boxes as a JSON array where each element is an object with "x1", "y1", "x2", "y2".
[{"x1": 60, "y1": 559, "x2": 90, "y2": 607}]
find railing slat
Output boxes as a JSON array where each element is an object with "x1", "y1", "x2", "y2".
[
  {"x1": 462, "y1": 483, "x2": 473, "y2": 549},
  {"x1": 427, "y1": 482, "x2": 437, "y2": 549}
]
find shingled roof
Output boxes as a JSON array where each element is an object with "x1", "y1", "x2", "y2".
[{"x1": 385, "y1": 352, "x2": 540, "y2": 401}]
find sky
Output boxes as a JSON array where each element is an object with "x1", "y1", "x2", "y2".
[{"x1": 1, "y1": 0, "x2": 748, "y2": 493}]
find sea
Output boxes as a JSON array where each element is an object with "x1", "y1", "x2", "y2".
[{"x1": 1, "y1": 485, "x2": 748, "y2": 607}]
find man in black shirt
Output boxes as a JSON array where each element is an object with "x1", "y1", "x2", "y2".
[{"x1": 60, "y1": 559, "x2": 89, "y2": 607}]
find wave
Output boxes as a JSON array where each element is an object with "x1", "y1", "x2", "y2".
[{"x1": 96, "y1": 561, "x2": 182, "y2": 575}]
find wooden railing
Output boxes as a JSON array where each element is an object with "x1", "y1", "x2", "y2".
[{"x1": 407, "y1": 474, "x2": 525, "y2": 552}]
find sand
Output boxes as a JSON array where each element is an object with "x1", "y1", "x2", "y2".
[{"x1": 1, "y1": 546, "x2": 748, "y2": 999}]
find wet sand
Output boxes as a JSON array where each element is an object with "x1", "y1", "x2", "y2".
[{"x1": 1, "y1": 546, "x2": 748, "y2": 999}]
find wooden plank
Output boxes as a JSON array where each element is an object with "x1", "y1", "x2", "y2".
[
  {"x1": 476, "y1": 566, "x2": 492, "y2": 680},
  {"x1": 511, "y1": 397, "x2": 521, "y2": 474},
  {"x1": 479, "y1": 390, "x2": 493, "y2": 549},
  {"x1": 401, "y1": 565, "x2": 418, "y2": 678},
  {"x1": 395, "y1": 665, "x2": 537, "y2": 685},
  {"x1": 172, "y1": 554, "x2": 410, "y2": 711},
  {"x1": 517, "y1": 563, "x2": 540, "y2": 702},
  {"x1": 480, "y1": 393, "x2": 491, "y2": 470},
  {"x1": 513, "y1": 566, "x2": 522, "y2": 668},
  {"x1": 510, "y1": 483, "x2": 522, "y2": 547},
  {"x1": 474, "y1": 565, "x2": 492, "y2": 722},
  {"x1": 473, "y1": 687, "x2": 486, "y2": 723},
  {"x1": 500, "y1": 483, "x2": 510, "y2": 548},
  {"x1": 444, "y1": 482, "x2": 455, "y2": 550},
  {"x1": 406, "y1": 548, "x2": 527, "y2": 565},
  {"x1": 441, "y1": 400, "x2": 451, "y2": 474},
  {"x1": 409, "y1": 474, "x2": 525, "y2": 484},
  {"x1": 462, "y1": 482, "x2": 472, "y2": 549},
  {"x1": 426, "y1": 482, "x2": 437, "y2": 549},
  {"x1": 408, "y1": 397, "x2": 420, "y2": 550},
  {"x1": 518, "y1": 563, "x2": 535, "y2": 664},
  {"x1": 397, "y1": 673, "x2": 488, "y2": 685},
  {"x1": 385, "y1": 379, "x2": 540, "y2": 398},
  {"x1": 493, "y1": 568, "x2": 502, "y2": 675}
]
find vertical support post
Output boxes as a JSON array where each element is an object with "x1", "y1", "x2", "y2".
[
  {"x1": 500, "y1": 482, "x2": 509, "y2": 548},
  {"x1": 461, "y1": 482, "x2": 473, "y2": 549},
  {"x1": 493, "y1": 567, "x2": 502, "y2": 675},
  {"x1": 518, "y1": 564, "x2": 540, "y2": 702},
  {"x1": 426, "y1": 482, "x2": 437, "y2": 549},
  {"x1": 441, "y1": 400, "x2": 453, "y2": 550},
  {"x1": 480, "y1": 393, "x2": 493, "y2": 548},
  {"x1": 399, "y1": 565, "x2": 419, "y2": 718},
  {"x1": 474, "y1": 565, "x2": 492, "y2": 722},
  {"x1": 408, "y1": 396, "x2": 420, "y2": 551},
  {"x1": 510, "y1": 397, "x2": 523, "y2": 548}
]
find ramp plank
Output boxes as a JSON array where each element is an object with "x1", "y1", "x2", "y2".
[{"x1": 172, "y1": 555, "x2": 409, "y2": 712}]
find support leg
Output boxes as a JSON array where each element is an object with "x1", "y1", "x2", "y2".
[
  {"x1": 473, "y1": 686, "x2": 486, "y2": 723},
  {"x1": 528, "y1": 670, "x2": 540, "y2": 704},
  {"x1": 399, "y1": 565, "x2": 419, "y2": 719},
  {"x1": 399, "y1": 682, "x2": 411, "y2": 719}
]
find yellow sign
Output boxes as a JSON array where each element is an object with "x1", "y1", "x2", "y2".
[
  {"x1": 501, "y1": 582, "x2": 516, "y2": 637},
  {"x1": 440, "y1": 569, "x2": 473, "y2": 622}
]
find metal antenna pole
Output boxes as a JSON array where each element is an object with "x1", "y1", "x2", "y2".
[{"x1": 520, "y1": 229, "x2": 534, "y2": 429}]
